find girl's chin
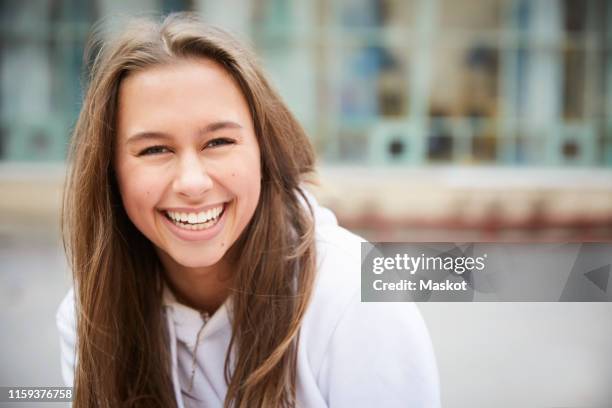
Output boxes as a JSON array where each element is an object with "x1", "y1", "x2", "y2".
[
  {"x1": 169, "y1": 254, "x2": 225, "y2": 270},
  {"x1": 155, "y1": 245, "x2": 225, "y2": 270}
]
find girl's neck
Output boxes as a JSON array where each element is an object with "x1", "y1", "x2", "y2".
[{"x1": 157, "y1": 252, "x2": 234, "y2": 314}]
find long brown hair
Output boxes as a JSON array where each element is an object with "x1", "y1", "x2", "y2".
[{"x1": 62, "y1": 12, "x2": 317, "y2": 407}]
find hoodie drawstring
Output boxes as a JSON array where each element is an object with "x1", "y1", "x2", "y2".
[{"x1": 188, "y1": 311, "x2": 209, "y2": 392}]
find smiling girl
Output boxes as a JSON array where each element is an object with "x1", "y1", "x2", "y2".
[{"x1": 56, "y1": 13, "x2": 439, "y2": 408}]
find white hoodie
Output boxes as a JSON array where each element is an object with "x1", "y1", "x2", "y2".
[{"x1": 56, "y1": 193, "x2": 440, "y2": 407}]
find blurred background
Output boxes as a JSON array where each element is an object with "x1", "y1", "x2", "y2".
[{"x1": 0, "y1": 0, "x2": 611, "y2": 407}]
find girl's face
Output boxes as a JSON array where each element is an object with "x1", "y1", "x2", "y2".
[{"x1": 114, "y1": 58, "x2": 261, "y2": 271}]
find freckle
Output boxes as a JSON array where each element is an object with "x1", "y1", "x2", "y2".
[
  {"x1": 231, "y1": 173, "x2": 236, "y2": 177},
  {"x1": 221, "y1": 242, "x2": 224, "y2": 247}
]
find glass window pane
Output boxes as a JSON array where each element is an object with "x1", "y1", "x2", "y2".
[{"x1": 439, "y1": 0, "x2": 507, "y2": 31}]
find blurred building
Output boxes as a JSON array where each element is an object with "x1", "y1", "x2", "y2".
[{"x1": 1, "y1": 0, "x2": 611, "y2": 241}]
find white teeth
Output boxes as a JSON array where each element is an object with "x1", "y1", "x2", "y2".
[
  {"x1": 196, "y1": 212, "x2": 206, "y2": 223},
  {"x1": 165, "y1": 204, "x2": 224, "y2": 227}
]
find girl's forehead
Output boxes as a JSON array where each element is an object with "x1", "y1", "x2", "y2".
[
  {"x1": 122, "y1": 57, "x2": 234, "y2": 89},
  {"x1": 118, "y1": 59, "x2": 247, "y2": 117},
  {"x1": 119, "y1": 59, "x2": 244, "y2": 108},
  {"x1": 115, "y1": 58, "x2": 255, "y2": 143}
]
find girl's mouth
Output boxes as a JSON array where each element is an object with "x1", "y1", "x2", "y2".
[{"x1": 163, "y1": 203, "x2": 226, "y2": 231}]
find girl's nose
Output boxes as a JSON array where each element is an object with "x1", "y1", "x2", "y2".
[{"x1": 173, "y1": 153, "x2": 213, "y2": 199}]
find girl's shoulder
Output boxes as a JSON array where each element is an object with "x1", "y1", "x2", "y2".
[
  {"x1": 301, "y1": 217, "x2": 440, "y2": 406},
  {"x1": 308, "y1": 193, "x2": 365, "y2": 311}
]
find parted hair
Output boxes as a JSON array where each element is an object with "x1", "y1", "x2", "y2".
[{"x1": 62, "y1": 12, "x2": 317, "y2": 408}]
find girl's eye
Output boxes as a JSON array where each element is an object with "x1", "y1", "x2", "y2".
[
  {"x1": 138, "y1": 145, "x2": 170, "y2": 156},
  {"x1": 206, "y1": 138, "x2": 234, "y2": 149}
]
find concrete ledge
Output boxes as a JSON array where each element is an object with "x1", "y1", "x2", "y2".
[{"x1": 1, "y1": 163, "x2": 611, "y2": 227}]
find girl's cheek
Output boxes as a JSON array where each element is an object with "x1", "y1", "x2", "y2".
[{"x1": 122, "y1": 170, "x2": 157, "y2": 207}]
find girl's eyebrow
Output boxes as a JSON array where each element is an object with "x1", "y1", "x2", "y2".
[
  {"x1": 199, "y1": 121, "x2": 242, "y2": 134},
  {"x1": 125, "y1": 121, "x2": 243, "y2": 144}
]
